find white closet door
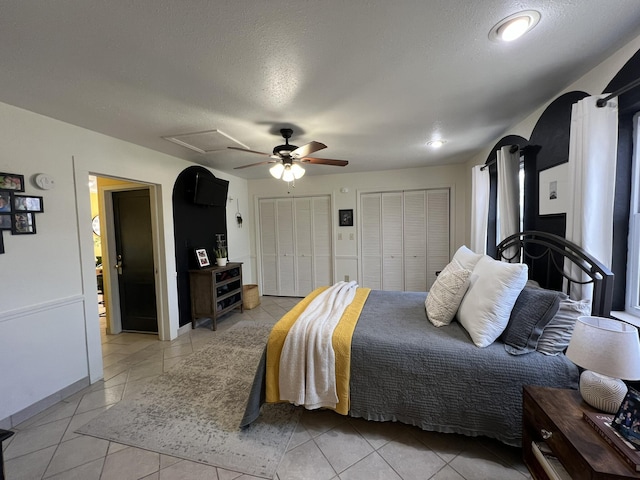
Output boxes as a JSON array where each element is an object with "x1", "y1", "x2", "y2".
[
  {"x1": 426, "y1": 189, "x2": 450, "y2": 290},
  {"x1": 295, "y1": 198, "x2": 313, "y2": 296},
  {"x1": 382, "y1": 192, "x2": 403, "y2": 291},
  {"x1": 361, "y1": 193, "x2": 382, "y2": 289},
  {"x1": 312, "y1": 196, "x2": 332, "y2": 288},
  {"x1": 403, "y1": 190, "x2": 427, "y2": 291},
  {"x1": 276, "y1": 199, "x2": 296, "y2": 296},
  {"x1": 259, "y1": 199, "x2": 278, "y2": 295}
]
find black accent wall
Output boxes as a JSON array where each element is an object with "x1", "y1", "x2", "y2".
[{"x1": 173, "y1": 166, "x2": 228, "y2": 327}]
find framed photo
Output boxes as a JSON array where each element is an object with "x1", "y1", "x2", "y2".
[
  {"x1": 0, "y1": 214, "x2": 11, "y2": 230},
  {"x1": 0, "y1": 191, "x2": 12, "y2": 213},
  {"x1": 611, "y1": 386, "x2": 640, "y2": 450},
  {"x1": 195, "y1": 248, "x2": 210, "y2": 268},
  {"x1": 539, "y1": 163, "x2": 568, "y2": 216},
  {"x1": 0, "y1": 231, "x2": 4, "y2": 254},
  {"x1": 13, "y1": 195, "x2": 43, "y2": 213},
  {"x1": 0, "y1": 172, "x2": 25, "y2": 192},
  {"x1": 339, "y1": 209, "x2": 354, "y2": 227},
  {"x1": 12, "y1": 212, "x2": 36, "y2": 235}
]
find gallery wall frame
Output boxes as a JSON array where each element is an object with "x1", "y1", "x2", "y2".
[
  {"x1": 0, "y1": 172, "x2": 25, "y2": 192},
  {"x1": 0, "y1": 191, "x2": 12, "y2": 213},
  {"x1": 12, "y1": 212, "x2": 36, "y2": 235},
  {"x1": 539, "y1": 163, "x2": 569, "y2": 216},
  {"x1": 0, "y1": 214, "x2": 11, "y2": 230},
  {"x1": 13, "y1": 194, "x2": 44, "y2": 213},
  {"x1": 339, "y1": 209, "x2": 354, "y2": 227}
]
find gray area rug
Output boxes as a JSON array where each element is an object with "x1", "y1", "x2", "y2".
[{"x1": 77, "y1": 322, "x2": 300, "y2": 479}]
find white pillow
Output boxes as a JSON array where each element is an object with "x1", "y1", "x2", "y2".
[
  {"x1": 425, "y1": 259, "x2": 472, "y2": 327},
  {"x1": 452, "y1": 245, "x2": 484, "y2": 272},
  {"x1": 457, "y1": 256, "x2": 528, "y2": 347}
]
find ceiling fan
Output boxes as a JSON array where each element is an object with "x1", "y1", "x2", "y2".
[{"x1": 229, "y1": 128, "x2": 348, "y2": 181}]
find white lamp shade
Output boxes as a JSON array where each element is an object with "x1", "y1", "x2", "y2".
[
  {"x1": 566, "y1": 316, "x2": 640, "y2": 380},
  {"x1": 269, "y1": 163, "x2": 284, "y2": 179},
  {"x1": 291, "y1": 163, "x2": 305, "y2": 179},
  {"x1": 281, "y1": 165, "x2": 295, "y2": 182}
]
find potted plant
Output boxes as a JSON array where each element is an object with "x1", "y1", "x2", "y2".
[{"x1": 214, "y1": 247, "x2": 227, "y2": 267}]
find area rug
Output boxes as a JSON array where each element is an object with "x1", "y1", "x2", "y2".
[{"x1": 76, "y1": 322, "x2": 301, "y2": 479}]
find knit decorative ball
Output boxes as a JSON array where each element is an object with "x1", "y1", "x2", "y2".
[{"x1": 579, "y1": 370, "x2": 628, "y2": 414}]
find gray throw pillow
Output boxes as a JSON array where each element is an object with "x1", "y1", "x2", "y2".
[
  {"x1": 501, "y1": 286, "x2": 563, "y2": 355},
  {"x1": 537, "y1": 297, "x2": 592, "y2": 355}
]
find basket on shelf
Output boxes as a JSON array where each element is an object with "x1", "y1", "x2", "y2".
[{"x1": 243, "y1": 284, "x2": 260, "y2": 309}]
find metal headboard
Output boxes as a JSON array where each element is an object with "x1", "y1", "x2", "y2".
[{"x1": 495, "y1": 231, "x2": 614, "y2": 317}]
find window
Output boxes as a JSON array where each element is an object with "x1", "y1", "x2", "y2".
[{"x1": 626, "y1": 112, "x2": 640, "y2": 318}]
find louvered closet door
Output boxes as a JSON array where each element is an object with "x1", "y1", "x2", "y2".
[
  {"x1": 403, "y1": 191, "x2": 427, "y2": 291},
  {"x1": 361, "y1": 193, "x2": 382, "y2": 289},
  {"x1": 295, "y1": 198, "x2": 313, "y2": 296},
  {"x1": 312, "y1": 196, "x2": 332, "y2": 288},
  {"x1": 426, "y1": 189, "x2": 450, "y2": 290},
  {"x1": 276, "y1": 199, "x2": 296, "y2": 296},
  {"x1": 382, "y1": 192, "x2": 404, "y2": 291},
  {"x1": 259, "y1": 199, "x2": 278, "y2": 295}
]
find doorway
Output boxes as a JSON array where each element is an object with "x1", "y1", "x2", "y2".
[{"x1": 90, "y1": 175, "x2": 159, "y2": 338}]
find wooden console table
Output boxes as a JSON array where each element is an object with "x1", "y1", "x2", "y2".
[{"x1": 189, "y1": 262, "x2": 243, "y2": 330}]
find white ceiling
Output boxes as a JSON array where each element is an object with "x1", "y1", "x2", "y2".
[{"x1": 2, "y1": 1, "x2": 640, "y2": 179}]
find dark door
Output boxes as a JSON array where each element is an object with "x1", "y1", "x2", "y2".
[{"x1": 113, "y1": 189, "x2": 157, "y2": 333}]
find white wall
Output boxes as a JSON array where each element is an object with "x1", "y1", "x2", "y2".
[
  {"x1": 247, "y1": 163, "x2": 467, "y2": 288},
  {"x1": 0, "y1": 101, "x2": 251, "y2": 424}
]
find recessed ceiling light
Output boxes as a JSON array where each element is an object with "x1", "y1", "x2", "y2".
[
  {"x1": 427, "y1": 140, "x2": 446, "y2": 149},
  {"x1": 489, "y1": 10, "x2": 540, "y2": 42}
]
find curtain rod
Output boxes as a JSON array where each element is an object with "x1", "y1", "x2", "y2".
[
  {"x1": 480, "y1": 144, "x2": 520, "y2": 171},
  {"x1": 596, "y1": 76, "x2": 640, "y2": 107}
]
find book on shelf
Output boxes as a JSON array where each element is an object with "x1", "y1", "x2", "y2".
[
  {"x1": 530, "y1": 441, "x2": 571, "y2": 480},
  {"x1": 583, "y1": 411, "x2": 640, "y2": 472}
]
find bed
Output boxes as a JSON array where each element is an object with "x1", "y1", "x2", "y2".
[{"x1": 241, "y1": 231, "x2": 614, "y2": 446}]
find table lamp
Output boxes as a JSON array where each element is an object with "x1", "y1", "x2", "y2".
[{"x1": 566, "y1": 316, "x2": 640, "y2": 413}]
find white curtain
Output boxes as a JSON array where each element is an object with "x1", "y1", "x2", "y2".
[
  {"x1": 566, "y1": 95, "x2": 618, "y2": 301},
  {"x1": 497, "y1": 145, "x2": 520, "y2": 258},
  {"x1": 470, "y1": 165, "x2": 490, "y2": 254}
]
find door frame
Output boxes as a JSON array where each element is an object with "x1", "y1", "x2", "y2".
[{"x1": 100, "y1": 183, "x2": 162, "y2": 336}]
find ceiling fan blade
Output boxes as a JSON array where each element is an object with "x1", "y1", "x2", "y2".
[
  {"x1": 291, "y1": 141, "x2": 327, "y2": 158},
  {"x1": 228, "y1": 146, "x2": 272, "y2": 157},
  {"x1": 300, "y1": 157, "x2": 349, "y2": 167},
  {"x1": 233, "y1": 160, "x2": 277, "y2": 169}
]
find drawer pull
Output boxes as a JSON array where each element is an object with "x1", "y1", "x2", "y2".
[{"x1": 541, "y1": 429, "x2": 553, "y2": 440}]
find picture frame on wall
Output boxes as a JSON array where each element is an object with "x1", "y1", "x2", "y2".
[
  {"x1": 539, "y1": 163, "x2": 568, "y2": 216},
  {"x1": 0, "y1": 172, "x2": 25, "y2": 192},
  {"x1": 195, "y1": 248, "x2": 210, "y2": 268},
  {"x1": 12, "y1": 212, "x2": 36, "y2": 235},
  {"x1": 339, "y1": 209, "x2": 354, "y2": 227},
  {"x1": 0, "y1": 214, "x2": 11, "y2": 230},
  {"x1": 0, "y1": 231, "x2": 4, "y2": 254},
  {"x1": 0, "y1": 191, "x2": 12, "y2": 213},
  {"x1": 13, "y1": 195, "x2": 44, "y2": 213}
]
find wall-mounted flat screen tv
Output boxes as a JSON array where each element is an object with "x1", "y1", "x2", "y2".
[{"x1": 193, "y1": 173, "x2": 229, "y2": 207}]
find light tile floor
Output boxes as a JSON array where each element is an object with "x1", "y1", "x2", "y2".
[{"x1": 3, "y1": 296, "x2": 531, "y2": 480}]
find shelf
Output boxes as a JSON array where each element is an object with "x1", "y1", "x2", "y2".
[{"x1": 189, "y1": 262, "x2": 243, "y2": 330}]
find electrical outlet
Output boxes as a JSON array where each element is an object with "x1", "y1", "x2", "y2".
[
  {"x1": 349, "y1": 233, "x2": 354, "y2": 240},
  {"x1": 344, "y1": 275, "x2": 349, "y2": 282},
  {"x1": 338, "y1": 233, "x2": 343, "y2": 240}
]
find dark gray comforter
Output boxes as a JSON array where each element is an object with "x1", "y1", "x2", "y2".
[{"x1": 241, "y1": 290, "x2": 579, "y2": 446}]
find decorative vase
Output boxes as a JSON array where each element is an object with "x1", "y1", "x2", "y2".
[{"x1": 216, "y1": 257, "x2": 227, "y2": 267}]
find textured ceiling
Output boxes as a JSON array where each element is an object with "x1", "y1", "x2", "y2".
[{"x1": 1, "y1": 1, "x2": 640, "y2": 179}]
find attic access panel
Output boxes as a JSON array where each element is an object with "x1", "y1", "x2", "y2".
[{"x1": 163, "y1": 129, "x2": 249, "y2": 154}]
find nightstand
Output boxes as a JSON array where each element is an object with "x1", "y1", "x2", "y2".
[{"x1": 523, "y1": 385, "x2": 640, "y2": 479}]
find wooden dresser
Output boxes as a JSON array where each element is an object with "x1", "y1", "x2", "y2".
[
  {"x1": 189, "y1": 262, "x2": 243, "y2": 330},
  {"x1": 523, "y1": 385, "x2": 640, "y2": 479}
]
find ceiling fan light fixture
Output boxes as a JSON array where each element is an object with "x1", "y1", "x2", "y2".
[
  {"x1": 291, "y1": 163, "x2": 305, "y2": 179},
  {"x1": 269, "y1": 163, "x2": 285, "y2": 179},
  {"x1": 489, "y1": 10, "x2": 540, "y2": 42},
  {"x1": 427, "y1": 139, "x2": 446, "y2": 149}
]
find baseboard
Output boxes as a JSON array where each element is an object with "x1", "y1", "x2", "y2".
[
  {"x1": 0, "y1": 376, "x2": 90, "y2": 429},
  {"x1": 177, "y1": 322, "x2": 192, "y2": 337}
]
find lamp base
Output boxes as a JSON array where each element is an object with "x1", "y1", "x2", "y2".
[{"x1": 579, "y1": 370, "x2": 627, "y2": 413}]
